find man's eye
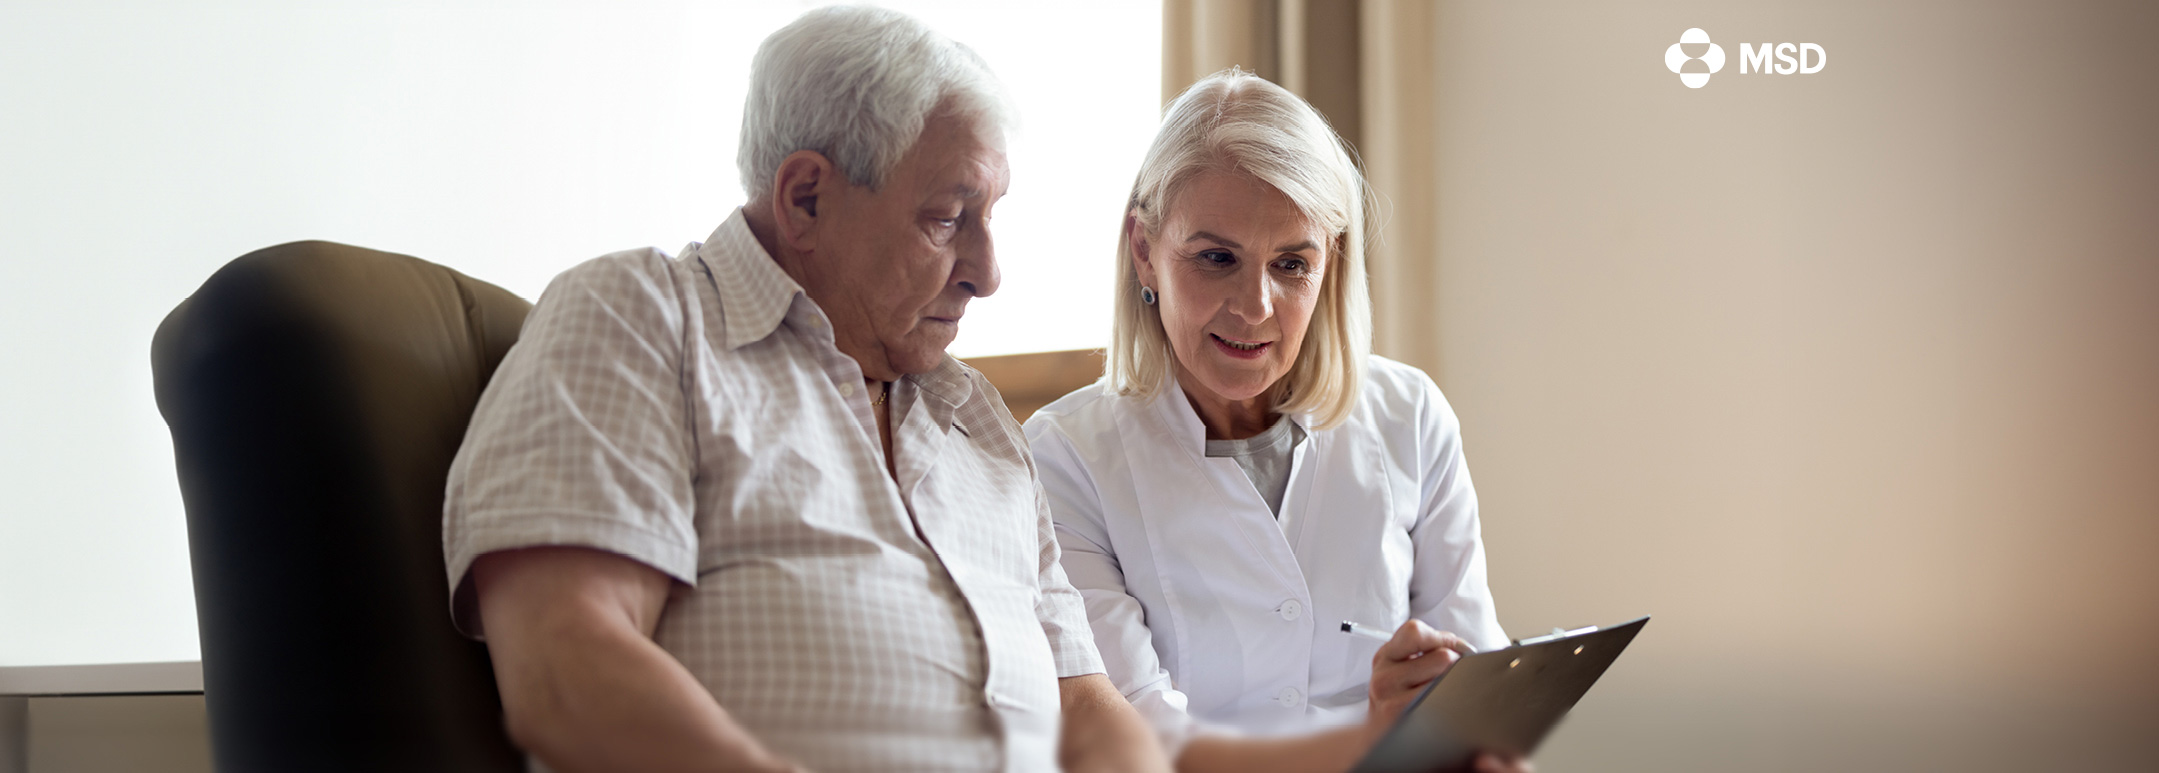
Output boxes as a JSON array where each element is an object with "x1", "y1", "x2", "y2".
[{"x1": 931, "y1": 214, "x2": 961, "y2": 228}]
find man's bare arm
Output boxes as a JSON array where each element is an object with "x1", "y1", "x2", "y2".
[
  {"x1": 1058, "y1": 673, "x2": 1172, "y2": 773},
  {"x1": 472, "y1": 546, "x2": 803, "y2": 773}
]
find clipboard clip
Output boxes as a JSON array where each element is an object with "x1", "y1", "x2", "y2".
[{"x1": 1511, "y1": 624, "x2": 1600, "y2": 647}]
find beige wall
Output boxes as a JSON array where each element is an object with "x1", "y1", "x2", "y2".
[{"x1": 1402, "y1": 1, "x2": 2158, "y2": 770}]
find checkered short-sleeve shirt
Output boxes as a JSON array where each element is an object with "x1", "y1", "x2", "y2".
[{"x1": 443, "y1": 209, "x2": 1104, "y2": 772}]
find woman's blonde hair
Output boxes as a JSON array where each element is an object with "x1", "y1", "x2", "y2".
[{"x1": 1107, "y1": 68, "x2": 1375, "y2": 430}]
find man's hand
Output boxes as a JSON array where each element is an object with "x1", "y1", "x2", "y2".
[
  {"x1": 1365, "y1": 619, "x2": 1476, "y2": 725},
  {"x1": 1058, "y1": 673, "x2": 1172, "y2": 773},
  {"x1": 473, "y1": 546, "x2": 806, "y2": 773}
]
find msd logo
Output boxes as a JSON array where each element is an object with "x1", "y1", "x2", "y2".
[
  {"x1": 1664, "y1": 28, "x2": 1827, "y2": 88},
  {"x1": 1663, "y1": 28, "x2": 1725, "y2": 88}
]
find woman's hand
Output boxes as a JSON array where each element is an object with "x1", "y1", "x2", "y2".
[
  {"x1": 1364, "y1": 623, "x2": 1533, "y2": 773},
  {"x1": 1365, "y1": 620, "x2": 1477, "y2": 725}
]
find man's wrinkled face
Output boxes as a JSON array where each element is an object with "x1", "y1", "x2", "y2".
[{"x1": 812, "y1": 110, "x2": 1007, "y2": 380}]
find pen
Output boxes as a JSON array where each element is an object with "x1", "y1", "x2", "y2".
[
  {"x1": 1344, "y1": 619, "x2": 1483, "y2": 655},
  {"x1": 1340, "y1": 620, "x2": 1392, "y2": 643}
]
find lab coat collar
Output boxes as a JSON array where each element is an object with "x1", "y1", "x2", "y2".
[{"x1": 1148, "y1": 370, "x2": 1314, "y2": 452}]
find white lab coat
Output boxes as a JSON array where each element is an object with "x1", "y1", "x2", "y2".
[{"x1": 1023, "y1": 356, "x2": 1506, "y2": 748}]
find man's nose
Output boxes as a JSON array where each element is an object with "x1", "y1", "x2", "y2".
[{"x1": 955, "y1": 222, "x2": 1001, "y2": 298}]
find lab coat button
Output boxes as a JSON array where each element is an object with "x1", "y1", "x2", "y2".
[
  {"x1": 1275, "y1": 686, "x2": 1303, "y2": 707},
  {"x1": 1277, "y1": 599, "x2": 1302, "y2": 621}
]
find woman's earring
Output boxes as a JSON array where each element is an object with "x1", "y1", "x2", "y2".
[{"x1": 1140, "y1": 286, "x2": 1158, "y2": 305}]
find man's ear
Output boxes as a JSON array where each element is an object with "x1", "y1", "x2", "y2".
[
  {"x1": 1126, "y1": 212, "x2": 1158, "y2": 287},
  {"x1": 769, "y1": 150, "x2": 836, "y2": 252}
]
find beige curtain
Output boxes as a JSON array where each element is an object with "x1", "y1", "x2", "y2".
[{"x1": 1160, "y1": 0, "x2": 1446, "y2": 384}]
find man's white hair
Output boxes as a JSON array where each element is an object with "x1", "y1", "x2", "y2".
[{"x1": 738, "y1": 5, "x2": 1013, "y2": 201}]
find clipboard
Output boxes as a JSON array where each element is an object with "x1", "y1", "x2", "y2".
[{"x1": 1350, "y1": 615, "x2": 1650, "y2": 773}]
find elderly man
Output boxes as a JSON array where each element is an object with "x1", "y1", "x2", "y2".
[{"x1": 440, "y1": 7, "x2": 1166, "y2": 772}]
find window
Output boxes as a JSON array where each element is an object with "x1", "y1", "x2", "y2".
[{"x1": 0, "y1": 1, "x2": 1159, "y2": 666}]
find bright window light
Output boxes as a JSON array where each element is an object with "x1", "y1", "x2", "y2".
[{"x1": 0, "y1": 1, "x2": 1160, "y2": 667}]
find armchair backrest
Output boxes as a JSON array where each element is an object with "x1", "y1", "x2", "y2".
[{"x1": 152, "y1": 241, "x2": 529, "y2": 772}]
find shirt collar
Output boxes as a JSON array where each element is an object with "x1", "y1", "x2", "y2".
[
  {"x1": 692, "y1": 208, "x2": 980, "y2": 431},
  {"x1": 910, "y1": 354, "x2": 976, "y2": 431},
  {"x1": 692, "y1": 208, "x2": 806, "y2": 351}
]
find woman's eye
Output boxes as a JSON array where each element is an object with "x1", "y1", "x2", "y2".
[
  {"x1": 1275, "y1": 257, "x2": 1308, "y2": 273},
  {"x1": 1199, "y1": 250, "x2": 1235, "y2": 265}
]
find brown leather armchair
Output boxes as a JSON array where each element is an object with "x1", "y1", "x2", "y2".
[{"x1": 152, "y1": 242, "x2": 528, "y2": 772}]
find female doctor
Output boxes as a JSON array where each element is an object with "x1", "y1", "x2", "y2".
[{"x1": 1024, "y1": 70, "x2": 1526, "y2": 773}]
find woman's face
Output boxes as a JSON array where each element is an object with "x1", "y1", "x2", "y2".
[{"x1": 1132, "y1": 170, "x2": 1330, "y2": 413}]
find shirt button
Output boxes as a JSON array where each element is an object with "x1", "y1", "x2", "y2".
[
  {"x1": 839, "y1": 382, "x2": 856, "y2": 397},
  {"x1": 1277, "y1": 599, "x2": 1303, "y2": 621},
  {"x1": 1275, "y1": 686, "x2": 1303, "y2": 707}
]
